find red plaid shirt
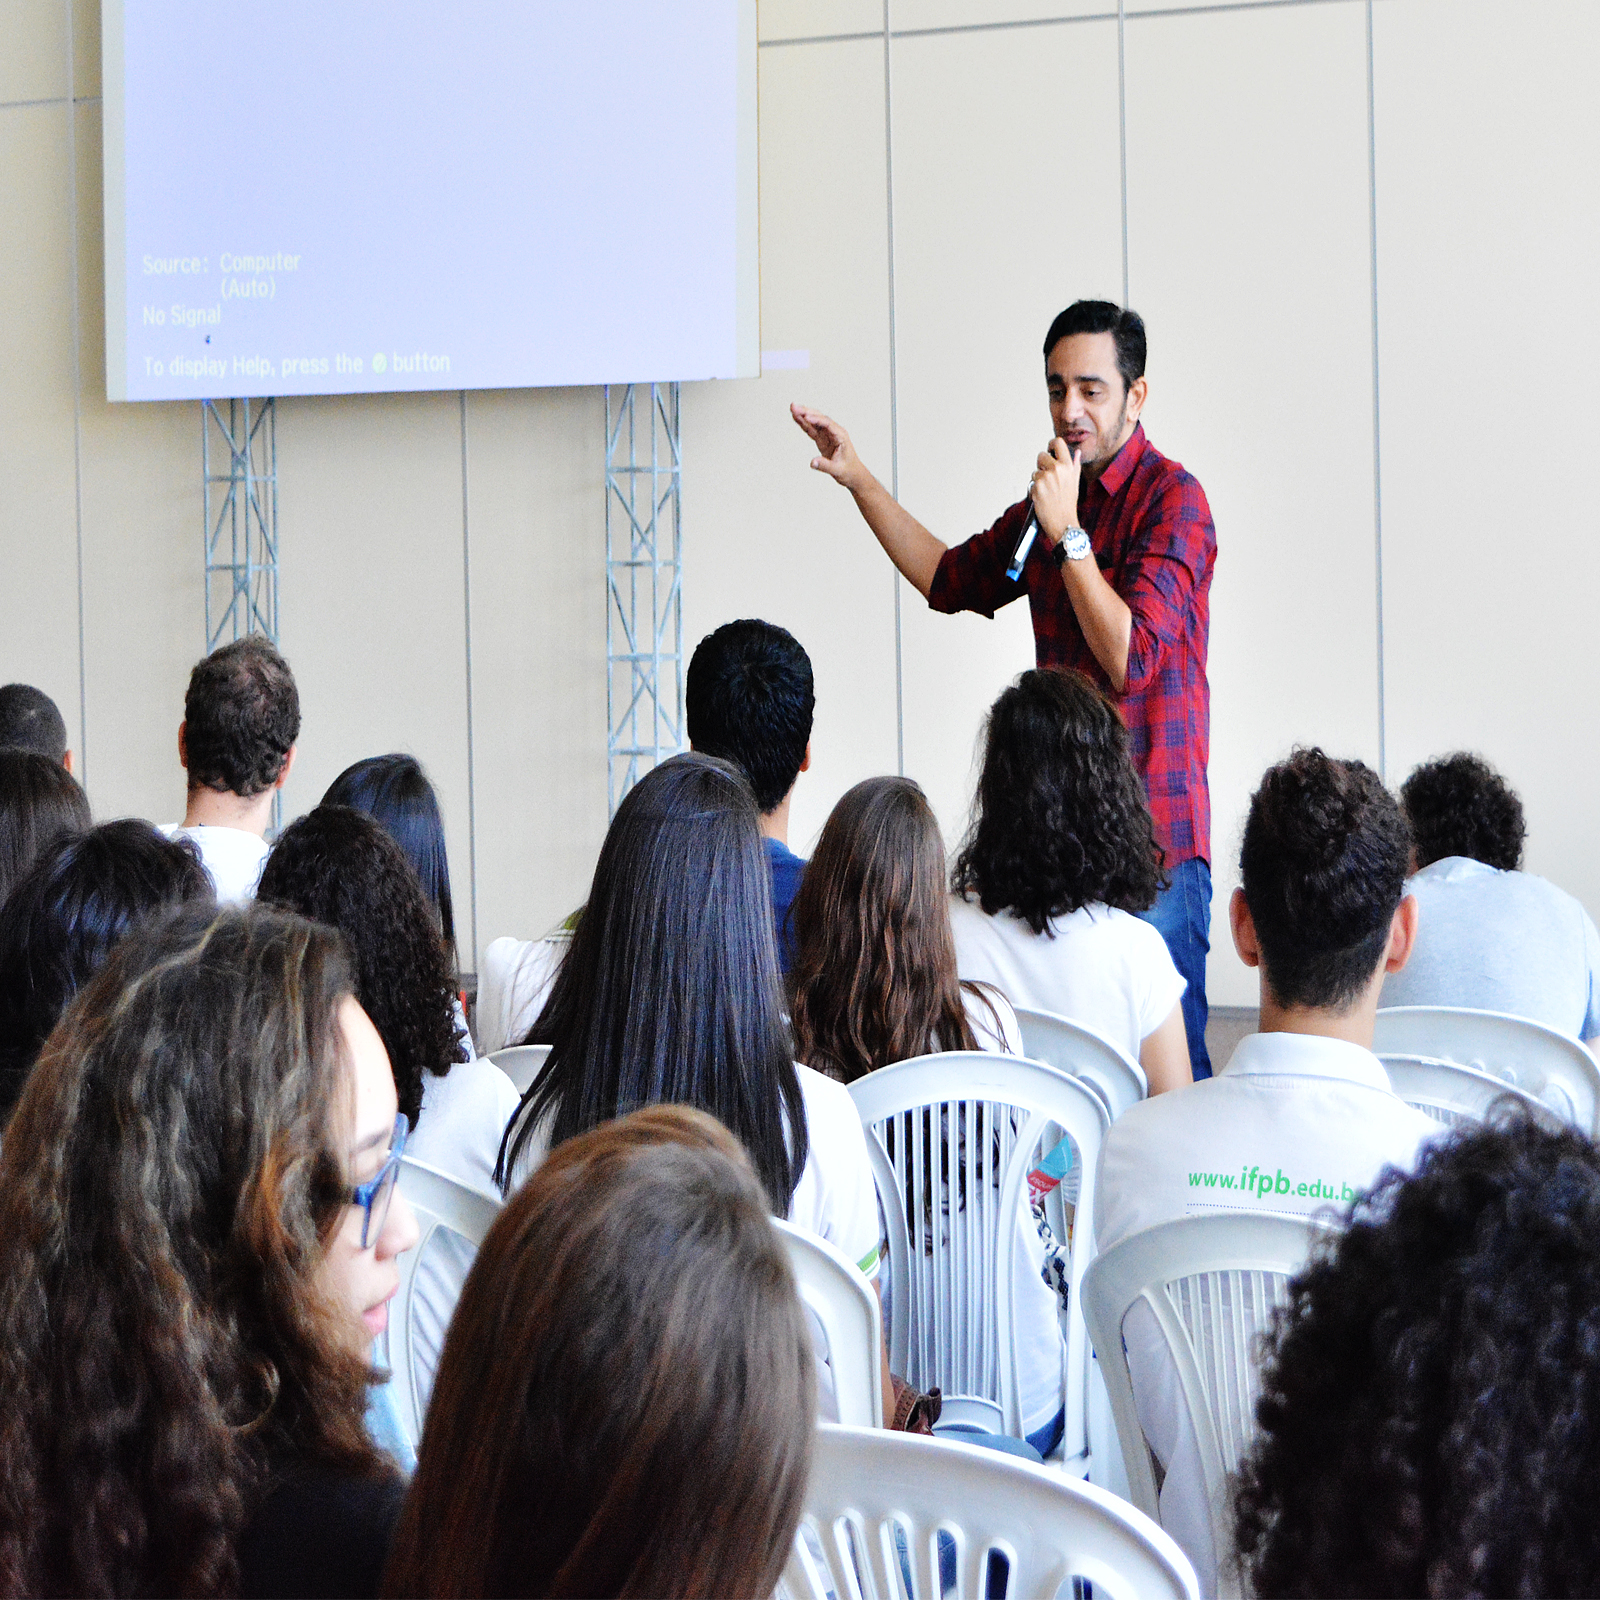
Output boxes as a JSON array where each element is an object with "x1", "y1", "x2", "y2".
[{"x1": 928, "y1": 424, "x2": 1215, "y2": 864}]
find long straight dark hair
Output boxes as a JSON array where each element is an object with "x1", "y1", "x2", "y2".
[
  {"x1": 387, "y1": 1106, "x2": 814, "y2": 1599},
  {"x1": 496, "y1": 754, "x2": 807, "y2": 1214},
  {"x1": 789, "y1": 776, "x2": 997, "y2": 1084}
]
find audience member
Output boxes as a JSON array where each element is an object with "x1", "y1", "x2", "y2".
[
  {"x1": 384, "y1": 1105, "x2": 813, "y2": 1598},
  {"x1": 0, "y1": 904, "x2": 418, "y2": 1597},
  {"x1": 1382, "y1": 752, "x2": 1600, "y2": 1043},
  {"x1": 950, "y1": 668, "x2": 1191, "y2": 1091},
  {"x1": 1236, "y1": 1109, "x2": 1600, "y2": 1598},
  {"x1": 789, "y1": 774, "x2": 1065, "y2": 1452},
  {"x1": 1095, "y1": 748, "x2": 1439, "y2": 1596},
  {"x1": 167, "y1": 635, "x2": 300, "y2": 903},
  {"x1": 258, "y1": 806, "x2": 517, "y2": 1411},
  {"x1": 323, "y1": 753, "x2": 461, "y2": 979},
  {"x1": 686, "y1": 618, "x2": 815, "y2": 972},
  {"x1": 0, "y1": 747, "x2": 90, "y2": 908},
  {"x1": 0, "y1": 683, "x2": 71, "y2": 770},
  {"x1": 0, "y1": 820, "x2": 212, "y2": 1116},
  {"x1": 496, "y1": 753, "x2": 881, "y2": 1358}
]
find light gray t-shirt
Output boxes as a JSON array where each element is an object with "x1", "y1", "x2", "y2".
[{"x1": 1382, "y1": 856, "x2": 1600, "y2": 1041}]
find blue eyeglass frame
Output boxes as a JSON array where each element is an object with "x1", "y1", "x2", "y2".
[{"x1": 350, "y1": 1112, "x2": 410, "y2": 1249}]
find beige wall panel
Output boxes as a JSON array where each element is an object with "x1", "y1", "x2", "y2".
[
  {"x1": 895, "y1": 3, "x2": 1109, "y2": 33},
  {"x1": 1374, "y1": 0, "x2": 1600, "y2": 918},
  {"x1": 683, "y1": 37, "x2": 898, "y2": 858},
  {"x1": 1126, "y1": 3, "x2": 1377, "y2": 1006},
  {"x1": 0, "y1": 104, "x2": 81, "y2": 764},
  {"x1": 270, "y1": 392, "x2": 471, "y2": 950},
  {"x1": 890, "y1": 21, "x2": 1122, "y2": 851},
  {"x1": 70, "y1": 0, "x2": 97, "y2": 99},
  {"x1": 462, "y1": 386, "x2": 608, "y2": 965},
  {"x1": 74, "y1": 99, "x2": 200, "y2": 824},
  {"x1": 1, "y1": 0, "x2": 67, "y2": 105},
  {"x1": 758, "y1": 0, "x2": 880, "y2": 44}
]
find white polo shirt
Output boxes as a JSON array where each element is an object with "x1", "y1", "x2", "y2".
[{"x1": 1094, "y1": 1032, "x2": 1440, "y2": 1599}]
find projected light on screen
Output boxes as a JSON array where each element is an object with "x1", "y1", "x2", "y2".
[{"x1": 102, "y1": 2, "x2": 758, "y2": 401}]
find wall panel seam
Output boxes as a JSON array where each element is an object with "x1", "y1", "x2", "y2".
[
  {"x1": 1365, "y1": 0, "x2": 1386, "y2": 778},
  {"x1": 883, "y1": 0, "x2": 904, "y2": 776},
  {"x1": 0, "y1": 94, "x2": 102, "y2": 110},
  {"x1": 65, "y1": 0, "x2": 88, "y2": 780},
  {"x1": 459, "y1": 392, "x2": 480, "y2": 971}
]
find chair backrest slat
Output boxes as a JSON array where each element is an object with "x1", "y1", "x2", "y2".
[
  {"x1": 848, "y1": 1052, "x2": 1109, "y2": 1457},
  {"x1": 1013, "y1": 1005, "x2": 1148, "y2": 1119},
  {"x1": 779, "y1": 1425, "x2": 1201, "y2": 1600}
]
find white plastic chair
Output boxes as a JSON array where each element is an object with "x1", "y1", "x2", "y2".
[
  {"x1": 486, "y1": 1042, "x2": 551, "y2": 1094},
  {"x1": 1080, "y1": 1213, "x2": 1325, "y2": 1600},
  {"x1": 1014, "y1": 1005, "x2": 1149, "y2": 1120},
  {"x1": 781, "y1": 1424, "x2": 1200, "y2": 1600},
  {"x1": 380, "y1": 1156, "x2": 504, "y2": 1449},
  {"x1": 773, "y1": 1216, "x2": 885, "y2": 1429},
  {"x1": 848, "y1": 1052, "x2": 1109, "y2": 1466},
  {"x1": 1373, "y1": 1006, "x2": 1600, "y2": 1134},
  {"x1": 1382, "y1": 1053, "x2": 1554, "y2": 1131}
]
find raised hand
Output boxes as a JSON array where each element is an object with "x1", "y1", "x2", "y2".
[{"x1": 791, "y1": 402, "x2": 865, "y2": 493}]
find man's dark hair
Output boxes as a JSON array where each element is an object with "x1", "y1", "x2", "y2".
[
  {"x1": 1042, "y1": 300, "x2": 1147, "y2": 394},
  {"x1": 1400, "y1": 752, "x2": 1525, "y2": 873},
  {"x1": 685, "y1": 620, "x2": 814, "y2": 814},
  {"x1": 1237, "y1": 1109, "x2": 1600, "y2": 1598},
  {"x1": 182, "y1": 636, "x2": 300, "y2": 799},
  {"x1": 953, "y1": 668, "x2": 1165, "y2": 934},
  {"x1": 1239, "y1": 747, "x2": 1410, "y2": 1011},
  {"x1": 0, "y1": 820, "x2": 213, "y2": 1117},
  {"x1": 0, "y1": 686, "x2": 68, "y2": 765}
]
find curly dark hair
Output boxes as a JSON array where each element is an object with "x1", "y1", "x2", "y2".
[
  {"x1": 258, "y1": 805, "x2": 463, "y2": 1125},
  {"x1": 182, "y1": 635, "x2": 301, "y2": 799},
  {"x1": 1236, "y1": 1108, "x2": 1600, "y2": 1598},
  {"x1": 1240, "y1": 747, "x2": 1410, "y2": 1010},
  {"x1": 952, "y1": 668, "x2": 1165, "y2": 933},
  {"x1": 0, "y1": 903, "x2": 387, "y2": 1596},
  {"x1": 1400, "y1": 752, "x2": 1525, "y2": 872}
]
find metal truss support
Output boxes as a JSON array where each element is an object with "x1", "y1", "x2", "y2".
[
  {"x1": 202, "y1": 397, "x2": 281, "y2": 827},
  {"x1": 203, "y1": 398, "x2": 279, "y2": 650},
  {"x1": 604, "y1": 383, "x2": 683, "y2": 815}
]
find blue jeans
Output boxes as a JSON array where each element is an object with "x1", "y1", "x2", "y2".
[{"x1": 1135, "y1": 856, "x2": 1212, "y2": 1081}]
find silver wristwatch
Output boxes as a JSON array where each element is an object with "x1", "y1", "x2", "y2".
[{"x1": 1052, "y1": 526, "x2": 1092, "y2": 566}]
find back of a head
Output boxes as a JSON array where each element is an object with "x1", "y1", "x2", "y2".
[
  {"x1": 501, "y1": 753, "x2": 804, "y2": 1214},
  {"x1": 258, "y1": 804, "x2": 461, "y2": 1125},
  {"x1": 387, "y1": 1105, "x2": 814, "y2": 1599},
  {"x1": 1239, "y1": 747, "x2": 1409, "y2": 1011},
  {"x1": 0, "y1": 819, "x2": 214, "y2": 1117},
  {"x1": 0, "y1": 902, "x2": 378, "y2": 1596},
  {"x1": 0, "y1": 684, "x2": 68, "y2": 764},
  {"x1": 790, "y1": 776, "x2": 973, "y2": 1081},
  {"x1": 953, "y1": 667, "x2": 1164, "y2": 933},
  {"x1": 685, "y1": 618, "x2": 814, "y2": 813},
  {"x1": 183, "y1": 634, "x2": 301, "y2": 797},
  {"x1": 1237, "y1": 1109, "x2": 1600, "y2": 1597},
  {"x1": 1401, "y1": 751, "x2": 1525, "y2": 872},
  {"x1": 322, "y1": 754, "x2": 457, "y2": 968},
  {"x1": 0, "y1": 747, "x2": 91, "y2": 908}
]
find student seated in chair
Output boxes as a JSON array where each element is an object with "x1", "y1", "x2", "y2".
[
  {"x1": 1094, "y1": 747, "x2": 1440, "y2": 1599},
  {"x1": 1382, "y1": 751, "x2": 1600, "y2": 1047},
  {"x1": 165, "y1": 635, "x2": 300, "y2": 904}
]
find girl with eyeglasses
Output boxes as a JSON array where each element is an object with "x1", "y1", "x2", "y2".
[{"x1": 0, "y1": 902, "x2": 419, "y2": 1598}]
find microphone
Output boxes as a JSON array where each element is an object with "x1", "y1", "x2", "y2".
[{"x1": 1006, "y1": 500, "x2": 1040, "y2": 582}]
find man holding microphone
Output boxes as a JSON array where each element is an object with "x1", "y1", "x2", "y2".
[{"x1": 792, "y1": 299, "x2": 1218, "y2": 1078}]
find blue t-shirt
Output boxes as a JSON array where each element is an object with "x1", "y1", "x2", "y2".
[{"x1": 765, "y1": 836, "x2": 806, "y2": 974}]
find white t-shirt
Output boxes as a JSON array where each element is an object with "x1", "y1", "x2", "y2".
[
  {"x1": 1381, "y1": 855, "x2": 1600, "y2": 1041},
  {"x1": 475, "y1": 933, "x2": 567, "y2": 1054},
  {"x1": 164, "y1": 823, "x2": 270, "y2": 905},
  {"x1": 402, "y1": 1054, "x2": 522, "y2": 1420},
  {"x1": 949, "y1": 894, "x2": 1186, "y2": 1060},
  {"x1": 1095, "y1": 1032, "x2": 1440, "y2": 1599}
]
